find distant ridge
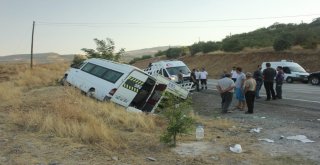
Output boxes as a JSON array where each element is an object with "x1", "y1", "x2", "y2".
[
  {"x1": 0, "y1": 53, "x2": 74, "y2": 64},
  {"x1": 122, "y1": 46, "x2": 179, "y2": 62},
  {"x1": 0, "y1": 46, "x2": 179, "y2": 63}
]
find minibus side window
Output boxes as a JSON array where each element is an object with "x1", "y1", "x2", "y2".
[
  {"x1": 101, "y1": 69, "x2": 123, "y2": 83},
  {"x1": 81, "y1": 63, "x2": 95, "y2": 73},
  {"x1": 90, "y1": 65, "x2": 108, "y2": 77}
]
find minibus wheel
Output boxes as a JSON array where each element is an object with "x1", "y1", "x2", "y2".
[
  {"x1": 60, "y1": 75, "x2": 68, "y2": 86},
  {"x1": 86, "y1": 88, "x2": 95, "y2": 98}
]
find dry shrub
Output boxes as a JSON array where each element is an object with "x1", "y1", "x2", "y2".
[
  {"x1": 13, "y1": 63, "x2": 69, "y2": 88},
  {"x1": 0, "y1": 81, "x2": 22, "y2": 106}
]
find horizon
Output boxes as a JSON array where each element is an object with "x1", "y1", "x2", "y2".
[{"x1": 1, "y1": 0, "x2": 320, "y2": 56}]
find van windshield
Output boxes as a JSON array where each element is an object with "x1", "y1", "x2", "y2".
[
  {"x1": 289, "y1": 66, "x2": 307, "y2": 73},
  {"x1": 166, "y1": 66, "x2": 190, "y2": 75}
]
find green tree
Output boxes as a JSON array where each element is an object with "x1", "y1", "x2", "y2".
[
  {"x1": 166, "y1": 47, "x2": 182, "y2": 59},
  {"x1": 154, "y1": 50, "x2": 165, "y2": 57},
  {"x1": 273, "y1": 33, "x2": 294, "y2": 51},
  {"x1": 222, "y1": 39, "x2": 244, "y2": 52},
  {"x1": 81, "y1": 38, "x2": 125, "y2": 62},
  {"x1": 160, "y1": 94, "x2": 194, "y2": 147},
  {"x1": 189, "y1": 42, "x2": 204, "y2": 55}
]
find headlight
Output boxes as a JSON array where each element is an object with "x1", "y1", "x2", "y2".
[{"x1": 170, "y1": 76, "x2": 176, "y2": 81}]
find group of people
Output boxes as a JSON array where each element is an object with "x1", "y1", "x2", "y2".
[
  {"x1": 189, "y1": 68, "x2": 208, "y2": 91},
  {"x1": 216, "y1": 63, "x2": 284, "y2": 114}
]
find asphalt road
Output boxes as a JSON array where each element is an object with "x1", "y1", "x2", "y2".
[{"x1": 207, "y1": 79, "x2": 320, "y2": 111}]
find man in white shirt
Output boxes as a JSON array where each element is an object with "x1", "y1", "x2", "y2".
[
  {"x1": 217, "y1": 74, "x2": 235, "y2": 113},
  {"x1": 195, "y1": 68, "x2": 200, "y2": 87},
  {"x1": 200, "y1": 68, "x2": 208, "y2": 90},
  {"x1": 231, "y1": 66, "x2": 238, "y2": 82}
]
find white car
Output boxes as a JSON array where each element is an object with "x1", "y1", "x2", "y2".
[{"x1": 262, "y1": 60, "x2": 309, "y2": 83}]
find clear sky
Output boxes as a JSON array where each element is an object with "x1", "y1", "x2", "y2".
[{"x1": 1, "y1": 0, "x2": 319, "y2": 56}]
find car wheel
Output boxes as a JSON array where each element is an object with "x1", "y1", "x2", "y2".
[
  {"x1": 60, "y1": 75, "x2": 68, "y2": 86},
  {"x1": 86, "y1": 88, "x2": 95, "y2": 98},
  {"x1": 286, "y1": 77, "x2": 293, "y2": 83},
  {"x1": 310, "y1": 76, "x2": 320, "y2": 85}
]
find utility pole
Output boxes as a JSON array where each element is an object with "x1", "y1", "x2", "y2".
[{"x1": 30, "y1": 21, "x2": 35, "y2": 69}]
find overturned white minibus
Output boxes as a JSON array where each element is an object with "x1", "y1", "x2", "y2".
[{"x1": 62, "y1": 58, "x2": 167, "y2": 112}]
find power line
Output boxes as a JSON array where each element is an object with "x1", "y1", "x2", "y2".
[{"x1": 37, "y1": 13, "x2": 320, "y2": 26}]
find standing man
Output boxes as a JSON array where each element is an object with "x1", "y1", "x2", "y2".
[
  {"x1": 190, "y1": 69, "x2": 199, "y2": 91},
  {"x1": 231, "y1": 66, "x2": 238, "y2": 82},
  {"x1": 195, "y1": 68, "x2": 201, "y2": 89},
  {"x1": 235, "y1": 67, "x2": 246, "y2": 110},
  {"x1": 244, "y1": 72, "x2": 257, "y2": 114},
  {"x1": 253, "y1": 65, "x2": 263, "y2": 99},
  {"x1": 275, "y1": 66, "x2": 284, "y2": 99},
  {"x1": 200, "y1": 68, "x2": 208, "y2": 90},
  {"x1": 217, "y1": 74, "x2": 235, "y2": 113},
  {"x1": 262, "y1": 63, "x2": 277, "y2": 101}
]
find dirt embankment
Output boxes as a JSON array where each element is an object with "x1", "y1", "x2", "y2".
[{"x1": 133, "y1": 49, "x2": 320, "y2": 79}]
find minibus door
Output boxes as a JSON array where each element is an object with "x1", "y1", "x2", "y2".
[{"x1": 111, "y1": 71, "x2": 148, "y2": 108}]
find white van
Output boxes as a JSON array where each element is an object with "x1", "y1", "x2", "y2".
[
  {"x1": 261, "y1": 60, "x2": 309, "y2": 83},
  {"x1": 144, "y1": 60, "x2": 191, "y2": 83},
  {"x1": 62, "y1": 58, "x2": 167, "y2": 112}
]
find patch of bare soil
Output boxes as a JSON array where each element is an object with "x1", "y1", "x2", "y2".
[{"x1": 190, "y1": 89, "x2": 320, "y2": 164}]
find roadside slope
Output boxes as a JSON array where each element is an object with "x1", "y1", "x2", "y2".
[{"x1": 133, "y1": 49, "x2": 320, "y2": 78}]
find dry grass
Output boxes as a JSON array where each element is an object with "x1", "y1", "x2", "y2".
[
  {"x1": 0, "y1": 81, "x2": 22, "y2": 106},
  {"x1": 13, "y1": 63, "x2": 69, "y2": 88},
  {"x1": 8, "y1": 87, "x2": 160, "y2": 149},
  {"x1": 0, "y1": 62, "x2": 161, "y2": 150}
]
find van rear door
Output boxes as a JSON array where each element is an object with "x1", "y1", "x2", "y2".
[
  {"x1": 111, "y1": 70, "x2": 148, "y2": 107},
  {"x1": 141, "y1": 83, "x2": 167, "y2": 112}
]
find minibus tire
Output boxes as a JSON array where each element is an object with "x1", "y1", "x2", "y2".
[
  {"x1": 60, "y1": 75, "x2": 68, "y2": 86},
  {"x1": 86, "y1": 88, "x2": 95, "y2": 98}
]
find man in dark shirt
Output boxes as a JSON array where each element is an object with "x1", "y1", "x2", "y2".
[
  {"x1": 275, "y1": 66, "x2": 284, "y2": 99},
  {"x1": 190, "y1": 69, "x2": 199, "y2": 91},
  {"x1": 262, "y1": 63, "x2": 277, "y2": 101},
  {"x1": 253, "y1": 65, "x2": 263, "y2": 99}
]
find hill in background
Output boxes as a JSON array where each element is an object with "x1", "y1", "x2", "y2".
[
  {"x1": 122, "y1": 46, "x2": 176, "y2": 62},
  {"x1": 0, "y1": 53, "x2": 74, "y2": 64},
  {"x1": 133, "y1": 47, "x2": 320, "y2": 78},
  {"x1": 0, "y1": 46, "x2": 176, "y2": 64}
]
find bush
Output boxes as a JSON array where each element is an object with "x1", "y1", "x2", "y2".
[
  {"x1": 302, "y1": 40, "x2": 318, "y2": 49},
  {"x1": 189, "y1": 42, "x2": 204, "y2": 55},
  {"x1": 273, "y1": 33, "x2": 294, "y2": 51},
  {"x1": 72, "y1": 55, "x2": 87, "y2": 65},
  {"x1": 222, "y1": 39, "x2": 244, "y2": 52},
  {"x1": 166, "y1": 48, "x2": 182, "y2": 59},
  {"x1": 159, "y1": 93, "x2": 194, "y2": 147},
  {"x1": 154, "y1": 50, "x2": 165, "y2": 57}
]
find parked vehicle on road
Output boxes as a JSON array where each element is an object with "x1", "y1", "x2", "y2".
[
  {"x1": 308, "y1": 72, "x2": 320, "y2": 85},
  {"x1": 62, "y1": 58, "x2": 167, "y2": 112},
  {"x1": 144, "y1": 60, "x2": 194, "y2": 91},
  {"x1": 261, "y1": 60, "x2": 309, "y2": 83}
]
